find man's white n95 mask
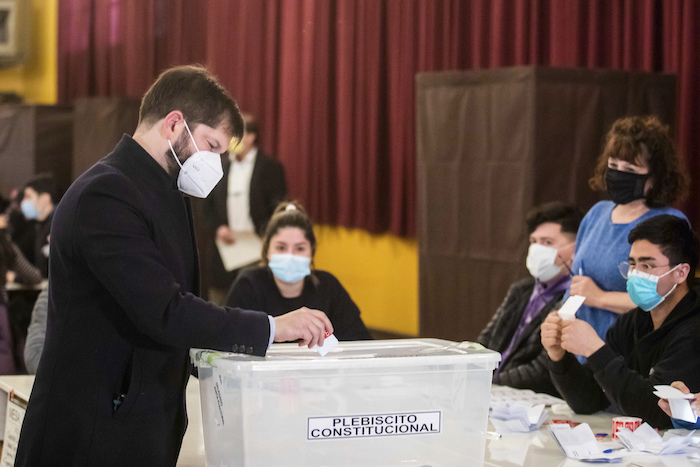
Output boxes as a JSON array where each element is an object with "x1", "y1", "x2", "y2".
[{"x1": 168, "y1": 120, "x2": 224, "y2": 198}]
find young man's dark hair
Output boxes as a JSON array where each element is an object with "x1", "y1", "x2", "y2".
[
  {"x1": 525, "y1": 201, "x2": 584, "y2": 235},
  {"x1": 139, "y1": 65, "x2": 245, "y2": 141},
  {"x1": 25, "y1": 173, "x2": 58, "y2": 204},
  {"x1": 628, "y1": 214, "x2": 699, "y2": 285}
]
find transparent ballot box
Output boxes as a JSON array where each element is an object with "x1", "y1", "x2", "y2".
[{"x1": 191, "y1": 338, "x2": 500, "y2": 467}]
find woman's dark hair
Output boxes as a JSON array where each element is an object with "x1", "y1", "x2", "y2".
[
  {"x1": 628, "y1": 214, "x2": 699, "y2": 285},
  {"x1": 0, "y1": 233, "x2": 15, "y2": 284},
  {"x1": 261, "y1": 201, "x2": 316, "y2": 267},
  {"x1": 589, "y1": 115, "x2": 688, "y2": 207}
]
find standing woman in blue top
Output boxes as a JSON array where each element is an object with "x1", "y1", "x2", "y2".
[{"x1": 568, "y1": 116, "x2": 689, "y2": 348}]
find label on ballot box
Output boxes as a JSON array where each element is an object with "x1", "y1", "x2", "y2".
[
  {"x1": 307, "y1": 411, "x2": 441, "y2": 440},
  {"x1": 191, "y1": 339, "x2": 500, "y2": 467}
]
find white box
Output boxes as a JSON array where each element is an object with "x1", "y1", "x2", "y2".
[{"x1": 191, "y1": 339, "x2": 500, "y2": 467}]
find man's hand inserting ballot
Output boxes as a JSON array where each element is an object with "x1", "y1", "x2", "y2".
[{"x1": 274, "y1": 307, "x2": 334, "y2": 349}]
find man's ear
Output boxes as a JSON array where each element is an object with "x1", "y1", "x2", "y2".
[
  {"x1": 161, "y1": 111, "x2": 184, "y2": 139},
  {"x1": 676, "y1": 263, "x2": 691, "y2": 284}
]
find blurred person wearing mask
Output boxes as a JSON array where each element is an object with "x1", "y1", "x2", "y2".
[
  {"x1": 203, "y1": 113, "x2": 287, "y2": 304},
  {"x1": 21, "y1": 174, "x2": 58, "y2": 277},
  {"x1": 542, "y1": 215, "x2": 700, "y2": 429},
  {"x1": 478, "y1": 202, "x2": 582, "y2": 396},
  {"x1": 226, "y1": 201, "x2": 371, "y2": 341},
  {"x1": 565, "y1": 116, "x2": 688, "y2": 363},
  {"x1": 16, "y1": 65, "x2": 333, "y2": 467}
]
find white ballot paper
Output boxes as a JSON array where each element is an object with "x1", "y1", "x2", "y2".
[
  {"x1": 654, "y1": 385, "x2": 698, "y2": 424},
  {"x1": 616, "y1": 422, "x2": 695, "y2": 455},
  {"x1": 491, "y1": 402, "x2": 547, "y2": 433},
  {"x1": 216, "y1": 232, "x2": 262, "y2": 271},
  {"x1": 558, "y1": 295, "x2": 586, "y2": 320},
  {"x1": 549, "y1": 423, "x2": 624, "y2": 462},
  {"x1": 314, "y1": 333, "x2": 338, "y2": 356}
]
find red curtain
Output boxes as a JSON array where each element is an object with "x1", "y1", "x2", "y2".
[{"x1": 58, "y1": 0, "x2": 700, "y2": 236}]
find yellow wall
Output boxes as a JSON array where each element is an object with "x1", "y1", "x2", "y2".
[
  {"x1": 0, "y1": 0, "x2": 58, "y2": 104},
  {"x1": 314, "y1": 226, "x2": 419, "y2": 336}
]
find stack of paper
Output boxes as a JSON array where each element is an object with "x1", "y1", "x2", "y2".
[
  {"x1": 490, "y1": 385, "x2": 566, "y2": 409},
  {"x1": 549, "y1": 423, "x2": 624, "y2": 462},
  {"x1": 491, "y1": 401, "x2": 548, "y2": 433},
  {"x1": 654, "y1": 385, "x2": 698, "y2": 424},
  {"x1": 616, "y1": 422, "x2": 695, "y2": 455}
]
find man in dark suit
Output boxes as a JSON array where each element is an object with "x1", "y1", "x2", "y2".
[
  {"x1": 204, "y1": 113, "x2": 287, "y2": 303},
  {"x1": 15, "y1": 65, "x2": 332, "y2": 466}
]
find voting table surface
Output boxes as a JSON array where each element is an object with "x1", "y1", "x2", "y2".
[{"x1": 0, "y1": 375, "x2": 698, "y2": 466}]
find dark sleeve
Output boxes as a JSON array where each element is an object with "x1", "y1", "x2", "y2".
[
  {"x1": 477, "y1": 281, "x2": 523, "y2": 349},
  {"x1": 9, "y1": 242, "x2": 41, "y2": 285},
  {"x1": 225, "y1": 271, "x2": 265, "y2": 312},
  {"x1": 549, "y1": 352, "x2": 610, "y2": 414},
  {"x1": 24, "y1": 287, "x2": 48, "y2": 374},
  {"x1": 76, "y1": 177, "x2": 271, "y2": 356},
  {"x1": 583, "y1": 319, "x2": 700, "y2": 429},
  {"x1": 493, "y1": 348, "x2": 555, "y2": 395},
  {"x1": 326, "y1": 275, "x2": 372, "y2": 341}
]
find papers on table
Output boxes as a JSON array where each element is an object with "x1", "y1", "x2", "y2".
[
  {"x1": 490, "y1": 385, "x2": 566, "y2": 409},
  {"x1": 616, "y1": 422, "x2": 696, "y2": 455},
  {"x1": 654, "y1": 385, "x2": 698, "y2": 424},
  {"x1": 491, "y1": 402, "x2": 547, "y2": 432},
  {"x1": 558, "y1": 295, "x2": 585, "y2": 320},
  {"x1": 216, "y1": 232, "x2": 262, "y2": 271},
  {"x1": 549, "y1": 423, "x2": 624, "y2": 462}
]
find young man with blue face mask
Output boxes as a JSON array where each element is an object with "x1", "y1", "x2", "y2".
[
  {"x1": 478, "y1": 201, "x2": 582, "y2": 396},
  {"x1": 21, "y1": 174, "x2": 58, "y2": 277},
  {"x1": 542, "y1": 215, "x2": 700, "y2": 428},
  {"x1": 16, "y1": 65, "x2": 333, "y2": 467}
]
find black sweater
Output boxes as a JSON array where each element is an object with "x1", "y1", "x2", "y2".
[
  {"x1": 478, "y1": 277, "x2": 563, "y2": 396},
  {"x1": 549, "y1": 286, "x2": 700, "y2": 429},
  {"x1": 226, "y1": 266, "x2": 372, "y2": 341}
]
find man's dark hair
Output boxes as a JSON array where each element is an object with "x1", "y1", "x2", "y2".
[
  {"x1": 525, "y1": 201, "x2": 584, "y2": 235},
  {"x1": 25, "y1": 173, "x2": 58, "y2": 204},
  {"x1": 628, "y1": 214, "x2": 699, "y2": 284},
  {"x1": 138, "y1": 65, "x2": 244, "y2": 141}
]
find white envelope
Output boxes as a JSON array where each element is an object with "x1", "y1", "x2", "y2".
[{"x1": 558, "y1": 295, "x2": 585, "y2": 320}]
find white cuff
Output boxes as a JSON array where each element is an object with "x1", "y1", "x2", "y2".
[{"x1": 267, "y1": 315, "x2": 275, "y2": 349}]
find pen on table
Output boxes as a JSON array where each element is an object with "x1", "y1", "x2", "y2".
[{"x1": 486, "y1": 431, "x2": 501, "y2": 440}]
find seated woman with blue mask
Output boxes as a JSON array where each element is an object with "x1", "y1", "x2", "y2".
[{"x1": 225, "y1": 201, "x2": 372, "y2": 341}]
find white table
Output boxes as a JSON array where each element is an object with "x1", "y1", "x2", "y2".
[{"x1": 1, "y1": 376, "x2": 698, "y2": 466}]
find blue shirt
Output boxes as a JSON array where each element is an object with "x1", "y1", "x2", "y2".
[{"x1": 567, "y1": 201, "x2": 687, "y2": 362}]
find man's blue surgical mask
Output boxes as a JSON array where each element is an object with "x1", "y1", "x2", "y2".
[
  {"x1": 21, "y1": 200, "x2": 39, "y2": 220},
  {"x1": 268, "y1": 254, "x2": 311, "y2": 283},
  {"x1": 626, "y1": 264, "x2": 679, "y2": 311}
]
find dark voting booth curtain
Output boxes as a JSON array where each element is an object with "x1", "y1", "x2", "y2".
[{"x1": 57, "y1": 0, "x2": 700, "y2": 236}]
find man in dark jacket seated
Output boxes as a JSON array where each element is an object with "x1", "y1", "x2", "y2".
[
  {"x1": 542, "y1": 215, "x2": 700, "y2": 429},
  {"x1": 478, "y1": 201, "x2": 583, "y2": 396}
]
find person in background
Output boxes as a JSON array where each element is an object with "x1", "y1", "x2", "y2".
[
  {"x1": 204, "y1": 113, "x2": 287, "y2": 304},
  {"x1": 566, "y1": 116, "x2": 688, "y2": 362},
  {"x1": 226, "y1": 201, "x2": 372, "y2": 341},
  {"x1": 0, "y1": 217, "x2": 41, "y2": 374},
  {"x1": 22, "y1": 174, "x2": 58, "y2": 278},
  {"x1": 478, "y1": 201, "x2": 582, "y2": 396},
  {"x1": 4, "y1": 187, "x2": 36, "y2": 264},
  {"x1": 16, "y1": 65, "x2": 332, "y2": 466},
  {"x1": 24, "y1": 286, "x2": 48, "y2": 374},
  {"x1": 542, "y1": 215, "x2": 700, "y2": 429}
]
